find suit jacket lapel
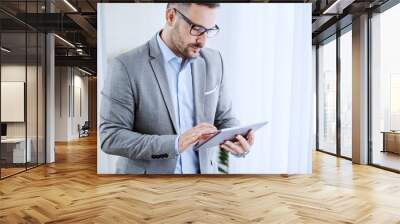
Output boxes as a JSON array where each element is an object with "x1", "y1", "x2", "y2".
[
  {"x1": 192, "y1": 56, "x2": 208, "y2": 173},
  {"x1": 148, "y1": 35, "x2": 179, "y2": 134},
  {"x1": 191, "y1": 57, "x2": 206, "y2": 125}
]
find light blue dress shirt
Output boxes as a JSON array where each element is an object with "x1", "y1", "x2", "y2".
[{"x1": 156, "y1": 32, "x2": 200, "y2": 174}]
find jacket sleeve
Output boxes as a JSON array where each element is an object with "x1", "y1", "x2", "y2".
[
  {"x1": 99, "y1": 58, "x2": 178, "y2": 160},
  {"x1": 214, "y1": 52, "x2": 240, "y2": 129}
]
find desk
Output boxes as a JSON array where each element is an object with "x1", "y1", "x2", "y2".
[
  {"x1": 381, "y1": 131, "x2": 400, "y2": 154},
  {"x1": 1, "y1": 138, "x2": 32, "y2": 164}
]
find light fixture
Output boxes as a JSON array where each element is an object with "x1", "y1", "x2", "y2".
[
  {"x1": 78, "y1": 67, "x2": 93, "y2": 76},
  {"x1": 322, "y1": 0, "x2": 354, "y2": 15},
  {"x1": 54, "y1": 34, "x2": 75, "y2": 48},
  {"x1": 63, "y1": 0, "x2": 78, "y2": 12},
  {"x1": 1, "y1": 47, "x2": 11, "y2": 53},
  {"x1": 76, "y1": 48, "x2": 86, "y2": 56}
]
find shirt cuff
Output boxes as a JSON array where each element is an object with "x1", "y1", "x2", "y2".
[
  {"x1": 175, "y1": 135, "x2": 180, "y2": 155},
  {"x1": 230, "y1": 152, "x2": 246, "y2": 158}
]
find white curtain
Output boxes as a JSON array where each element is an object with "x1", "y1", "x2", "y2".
[{"x1": 97, "y1": 3, "x2": 313, "y2": 174}]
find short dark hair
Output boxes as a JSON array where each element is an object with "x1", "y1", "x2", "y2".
[{"x1": 167, "y1": 3, "x2": 220, "y2": 10}]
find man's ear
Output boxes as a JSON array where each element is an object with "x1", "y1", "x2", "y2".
[{"x1": 165, "y1": 8, "x2": 176, "y2": 26}]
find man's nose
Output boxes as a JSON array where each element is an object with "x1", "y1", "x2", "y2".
[{"x1": 196, "y1": 33, "x2": 207, "y2": 45}]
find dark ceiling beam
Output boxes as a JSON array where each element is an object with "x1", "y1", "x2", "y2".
[
  {"x1": 86, "y1": 0, "x2": 97, "y2": 11},
  {"x1": 66, "y1": 13, "x2": 97, "y2": 46},
  {"x1": 370, "y1": 0, "x2": 395, "y2": 12},
  {"x1": 52, "y1": 0, "x2": 78, "y2": 13},
  {"x1": 0, "y1": 18, "x2": 27, "y2": 31},
  {"x1": 322, "y1": 0, "x2": 356, "y2": 14},
  {"x1": 1, "y1": 12, "x2": 95, "y2": 50},
  {"x1": 0, "y1": 12, "x2": 82, "y2": 32},
  {"x1": 312, "y1": 15, "x2": 335, "y2": 33},
  {"x1": 312, "y1": 14, "x2": 352, "y2": 44},
  {"x1": 0, "y1": 8, "x2": 38, "y2": 31},
  {"x1": 78, "y1": 66, "x2": 97, "y2": 75},
  {"x1": 55, "y1": 55, "x2": 96, "y2": 71},
  {"x1": 57, "y1": 0, "x2": 97, "y2": 45},
  {"x1": 311, "y1": 0, "x2": 387, "y2": 44},
  {"x1": 55, "y1": 47, "x2": 97, "y2": 57}
]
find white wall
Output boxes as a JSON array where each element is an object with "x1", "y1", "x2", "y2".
[
  {"x1": 71, "y1": 72, "x2": 89, "y2": 138},
  {"x1": 1, "y1": 66, "x2": 26, "y2": 131},
  {"x1": 55, "y1": 66, "x2": 68, "y2": 141},
  {"x1": 1, "y1": 65, "x2": 40, "y2": 138},
  {"x1": 1, "y1": 64, "x2": 47, "y2": 163},
  {"x1": 97, "y1": 3, "x2": 313, "y2": 174},
  {"x1": 54, "y1": 67, "x2": 89, "y2": 141}
]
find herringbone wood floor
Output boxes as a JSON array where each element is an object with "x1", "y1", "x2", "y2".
[{"x1": 1, "y1": 134, "x2": 400, "y2": 223}]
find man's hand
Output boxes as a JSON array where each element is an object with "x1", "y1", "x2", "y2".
[
  {"x1": 220, "y1": 130, "x2": 254, "y2": 157},
  {"x1": 178, "y1": 123, "x2": 218, "y2": 153}
]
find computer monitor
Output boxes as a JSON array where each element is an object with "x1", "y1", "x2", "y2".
[{"x1": 1, "y1": 123, "x2": 7, "y2": 137}]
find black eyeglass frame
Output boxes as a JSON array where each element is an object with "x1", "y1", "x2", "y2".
[{"x1": 174, "y1": 8, "x2": 220, "y2": 38}]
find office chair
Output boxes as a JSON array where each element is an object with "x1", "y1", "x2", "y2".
[{"x1": 79, "y1": 121, "x2": 90, "y2": 138}]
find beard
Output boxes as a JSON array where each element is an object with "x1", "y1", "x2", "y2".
[
  {"x1": 172, "y1": 27, "x2": 204, "y2": 59},
  {"x1": 182, "y1": 42, "x2": 203, "y2": 58}
]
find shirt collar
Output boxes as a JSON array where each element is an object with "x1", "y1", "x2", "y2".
[{"x1": 156, "y1": 31, "x2": 195, "y2": 69}]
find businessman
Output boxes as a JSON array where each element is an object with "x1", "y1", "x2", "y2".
[{"x1": 100, "y1": 3, "x2": 254, "y2": 174}]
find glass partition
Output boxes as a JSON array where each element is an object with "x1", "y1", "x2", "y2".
[
  {"x1": 0, "y1": 1, "x2": 46, "y2": 179},
  {"x1": 27, "y1": 29, "x2": 38, "y2": 169},
  {"x1": 1, "y1": 30, "x2": 28, "y2": 177},
  {"x1": 317, "y1": 36, "x2": 337, "y2": 155}
]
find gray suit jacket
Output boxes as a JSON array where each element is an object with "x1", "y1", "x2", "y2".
[{"x1": 99, "y1": 34, "x2": 239, "y2": 174}]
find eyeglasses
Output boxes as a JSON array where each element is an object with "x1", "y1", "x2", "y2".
[{"x1": 174, "y1": 8, "x2": 220, "y2": 38}]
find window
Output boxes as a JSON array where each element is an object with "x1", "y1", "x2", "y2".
[
  {"x1": 339, "y1": 29, "x2": 352, "y2": 158},
  {"x1": 317, "y1": 36, "x2": 337, "y2": 155},
  {"x1": 371, "y1": 3, "x2": 400, "y2": 171}
]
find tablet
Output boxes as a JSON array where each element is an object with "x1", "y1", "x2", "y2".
[{"x1": 193, "y1": 121, "x2": 268, "y2": 151}]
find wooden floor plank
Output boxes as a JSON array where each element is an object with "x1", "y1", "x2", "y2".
[{"x1": 1, "y1": 134, "x2": 400, "y2": 223}]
